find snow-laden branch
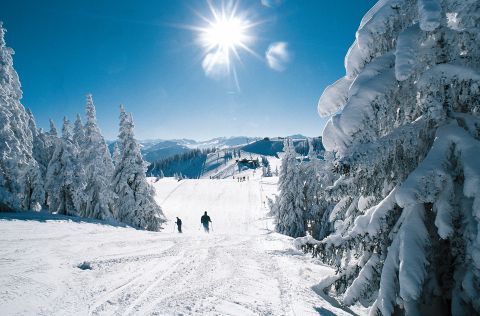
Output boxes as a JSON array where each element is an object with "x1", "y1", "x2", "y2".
[
  {"x1": 323, "y1": 53, "x2": 397, "y2": 154},
  {"x1": 417, "y1": 0, "x2": 441, "y2": 31},
  {"x1": 317, "y1": 77, "x2": 352, "y2": 118},
  {"x1": 396, "y1": 122, "x2": 480, "y2": 238},
  {"x1": 395, "y1": 24, "x2": 422, "y2": 81}
]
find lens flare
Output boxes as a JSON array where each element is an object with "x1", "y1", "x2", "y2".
[
  {"x1": 201, "y1": 16, "x2": 248, "y2": 52},
  {"x1": 193, "y1": 1, "x2": 258, "y2": 80}
]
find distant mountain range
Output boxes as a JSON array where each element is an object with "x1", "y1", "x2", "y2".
[
  {"x1": 139, "y1": 137, "x2": 261, "y2": 162},
  {"x1": 109, "y1": 135, "x2": 315, "y2": 163}
]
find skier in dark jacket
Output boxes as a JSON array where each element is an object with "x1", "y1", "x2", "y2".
[
  {"x1": 175, "y1": 217, "x2": 182, "y2": 233},
  {"x1": 200, "y1": 211, "x2": 212, "y2": 233}
]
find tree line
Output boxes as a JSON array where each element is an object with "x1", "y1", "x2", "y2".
[
  {"x1": 148, "y1": 148, "x2": 216, "y2": 179},
  {"x1": 0, "y1": 23, "x2": 164, "y2": 231}
]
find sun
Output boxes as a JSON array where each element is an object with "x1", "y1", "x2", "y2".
[
  {"x1": 192, "y1": 1, "x2": 258, "y2": 79},
  {"x1": 201, "y1": 15, "x2": 248, "y2": 53}
]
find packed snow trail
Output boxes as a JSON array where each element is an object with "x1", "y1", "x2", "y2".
[{"x1": 0, "y1": 178, "x2": 355, "y2": 315}]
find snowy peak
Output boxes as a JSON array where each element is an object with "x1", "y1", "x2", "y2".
[
  {"x1": 185, "y1": 136, "x2": 259, "y2": 149},
  {"x1": 135, "y1": 135, "x2": 313, "y2": 162}
]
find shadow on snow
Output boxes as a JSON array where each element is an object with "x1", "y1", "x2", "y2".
[{"x1": 0, "y1": 211, "x2": 133, "y2": 229}]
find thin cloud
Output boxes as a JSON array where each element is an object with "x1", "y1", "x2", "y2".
[
  {"x1": 260, "y1": 0, "x2": 284, "y2": 8},
  {"x1": 265, "y1": 42, "x2": 291, "y2": 71}
]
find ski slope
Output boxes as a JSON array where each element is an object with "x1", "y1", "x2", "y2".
[
  {"x1": 0, "y1": 178, "x2": 357, "y2": 316},
  {"x1": 152, "y1": 178, "x2": 263, "y2": 234}
]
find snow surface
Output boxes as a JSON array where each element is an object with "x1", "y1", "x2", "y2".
[{"x1": 0, "y1": 177, "x2": 352, "y2": 315}]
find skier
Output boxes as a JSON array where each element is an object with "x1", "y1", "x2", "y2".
[
  {"x1": 175, "y1": 217, "x2": 182, "y2": 233},
  {"x1": 200, "y1": 211, "x2": 212, "y2": 233}
]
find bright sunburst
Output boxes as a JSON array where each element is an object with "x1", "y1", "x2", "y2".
[
  {"x1": 193, "y1": 1, "x2": 258, "y2": 80},
  {"x1": 201, "y1": 15, "x2": 248, "y2": 53}
]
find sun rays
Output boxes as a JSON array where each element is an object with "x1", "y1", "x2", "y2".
[{"x1": 190, "y1": 1, "x2": 259, "y2": 83}]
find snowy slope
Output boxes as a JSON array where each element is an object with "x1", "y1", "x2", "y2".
[
  {"x1": 143, "y1": 136, "x2": 314, "y2": 179},
  {"x1": 155, "y1": 148, "x2": 282, "y2": 180},
  {"x1": 0, "y1": 177, "x2": 354, "y2": 316},
  {"x1": 151, "y1": 178, "x2": 267, "y2": 234}
]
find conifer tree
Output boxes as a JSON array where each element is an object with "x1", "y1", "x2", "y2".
[
  {"x1": 112, "y1": 107, "x2": 165, "y2": 231},
  {"x1": 72, "y1": 114, "x2": 85, "y2": 147},
  {"x1": 45, "y1": 117, "x2": 81, "y2": 215},
  {"x1": 273, "y1": 138, "x2": 306, "y2": 237},
  {"x1": 24, "y1": 110, "x2": 47, "y2": 210},
  {"x1": 112, "y1": 142, "x2": 121, "y2": 167},
  {"x1": 48, "y1": 119, "x2": 57, "y2": 137},
  {"x1": 79, "y1": 94, "x2": 115, "y2": 219},
  {"x1": 0, "y1": 22, "x2": 36, "y2": 210},
  {"x1": 308, "y1": 1, "x2": 480, "y2": 314},
  {"x1": 300, "y1": 141, "x2": 332, "y2": 239}
]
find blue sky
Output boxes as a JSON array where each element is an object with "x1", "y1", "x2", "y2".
[{"x1": 2, "y1": 0, "x2": 376, "y2": 140}]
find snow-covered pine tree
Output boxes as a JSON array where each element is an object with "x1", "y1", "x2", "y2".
[
  {"x1": 45, "y1": 119, "x2": 59, "y2": 165},
  {"x1": 112, "y1": 142, "x2": 121, "y2": 167},
  {"x1": 72, "y1": 114, "x2": 85, "y2": 147},
  {"x1": 0, "y1": 22, "x2": 38, "y2": 211},
  {"x1": 272, "y1": 138, "x2": 306, "y2": 238},
  {"x1": 112, "y1": 107, "x2": 165, "y2": 231},
  {"x1": 45, "y1": 117, "x2": 84, "y2": 215},
  {"x1": 266, "y1": 164, "x2": 272, "y2": 177},
  {"x1": 24, "y1": 110, "x2": 47, "y2": 210},
  {"x1": 79, "y1": 94, "x2": 115, "y2": 219},
  {"x1": 0, "y1": 107, "x2": 20, "y2": 210},
  {"x1": 157, "y1": 169, "x2": 165, "y2": 180},
  {"x1": 310, "y1": 0, "x2": 480, "y2": 314},
  {"x1": 27, "y1": 110, "x2": 48, "y2": 171},
  {"x1": 48, "y1": 119, "x2": 57, "y2": 137},
  {"x1": 302, "y1": 141, "x2": 334, "y2": 239},
  {"x1": 110, "y1": 105, "x2": 127, "y2": 170}
]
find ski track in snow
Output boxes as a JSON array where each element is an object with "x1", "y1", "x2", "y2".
[{"x1": 0, "y1": 178, "x2": 354, "y2": 316}]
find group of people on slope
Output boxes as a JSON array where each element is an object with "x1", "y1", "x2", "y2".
[
  {"x1": 174, "y1": 211, "x2": 212, "y2": 233},
  {"x1": 233, "y1": 175, "x2": 249, "y2": 182}
]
